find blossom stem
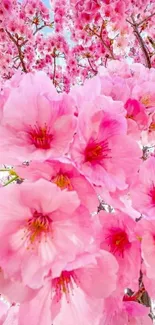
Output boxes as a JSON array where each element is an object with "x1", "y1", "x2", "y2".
[
  {"x1": 53, "y1": 52, "x2": 56, "y2": 85},
  {"x1": 3, "y1": 176, "x2": 18, "y2": 186},
  {"x1": 87, "y1": 58, "x2": 97, "y2": 74},
  {"x1": 128, "y1": 16, "x2": 151, "y2": 69},
  {"x1": 137, "y1": 12, "x2": 155, "y2": 27},
  {"x1": 33, "y1": 23, "x2": 46, "y2": 36},
  {"x1": 5, "y1": 30, "x2": 27, "y2": 72},
  {"x1": 87, "y1": 25, "x2": 115, "y2": 60}
]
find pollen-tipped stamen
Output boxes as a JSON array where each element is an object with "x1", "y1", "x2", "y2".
[
  {"x1": 85, "y1": 140, "x2": 111, "y2": 162},
  {"x1": 28, "y1": 123, "x2": 53, "y2": 149},
  {"x1": 53, "y1": 271, "x2": 79, "y2": 303},
  {"x1": 52, "y1": 174, "x2": 73, "y2": 190},
  {"x1": 26, "y1": 211, "x2": 51, "y2": 244}
]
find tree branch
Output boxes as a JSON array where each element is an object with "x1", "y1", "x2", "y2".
[
  {"x1": 128, "y1": 15, "x2": 151, "y2": 68},
  {"x1": 100, "y1": 37, "x2": 115, "y2": 60},
  {"x1": 33, "y1": 23, "x2": 46, "y2": 36},
  {"x1": 53, "y1": 52, "x2": 56, "y2": 85},
  {"x1": 137, "y1": 12, "x2": 155, "y2": 26},
  {"x1": 86, "y1": 25, "x2": 115, "y2": 60},
  {"x1": 87, "y1": 58, "x2": 97, "y2": 74},
  {"x1": 5, "y1": 30, "x2": 27, "y2": 72}
]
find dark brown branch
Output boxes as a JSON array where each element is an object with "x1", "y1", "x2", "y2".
[{"x1": 5, "y1": 30, "x2": 27, "y2": 72}]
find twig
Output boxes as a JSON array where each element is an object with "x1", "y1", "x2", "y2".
[
  {"x1": 105, "y1": 55, "x2": 108, "y2": 67},
  {"x1": 6, "y1": 21, "x2": 53, "y2": 72},
  {"x1": 100, "y1": 37, "x2": 115, "y2": 60},
  {"x1": 100, "y1": 21, "x2": 105, "y2": 37},
  {"x1": 87, "y1": 58, "x2": 97, "y2": 74},
  {"x1": 3, "y1": 176, "x2": 18, "y2": 186},
  {"x1": 128, "y1": 15, "x2": 151, "y2": 68},
  {"x1": 5, "y1": 30, "x2": 27, "y2": 72},
  {"x1": 33, "y1": 23, "x2": 46, "y2": 36},
  {"x1": 137, "y1": 12, "x2": 155, "y2": 26},
  {"x1": 53, "y1": 52, "x2": 56, "y2": 85},
  {"x1": 126, "y1": 18, "x2": 134, "y2": 25},
  {"x1": 78, "y1": 63, "x2": 87, "y2": 68},
  {"x1": 33, "y1": 20, "x2": 54, "y2": 36},
  {"x1": 100, "y1": 21, "x2": 115, "y2": 59},
  {"x1": 87, "y1": 25, "x2": 115, "y2": 60}
]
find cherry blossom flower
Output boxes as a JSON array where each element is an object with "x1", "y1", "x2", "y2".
[
  {"x1": 0, "y1": 72, "x2": 76, "y2": 164},
  {"x1": 0, "y1": 179, "x2": 93, "y2": 288},
  {"x1": 101, "y1": 296, "x2": 151, "y2": 325},
  {"x1": 15, "y1": 158, "x2": 98, "y2": 213},
  {"x1": 131, "y1": 156, "x2": 155, "y2": 219},
  {"x1": 71, "y1": 110, "x2": 141, "y2": 191},
  {"x1": 98, "y1": 210, "x2": 141, "y2": 290},
  {"x1": 125, "y1": 99, "x2": 148, "y2": 139},
  {"x1": 18, "y1": 251, "x2": 118, "y2": 325}
]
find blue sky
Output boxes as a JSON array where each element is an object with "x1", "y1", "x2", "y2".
[
  {"x1": 19, "y1": 0, "x2": 50, "y2": 6},
  {"x1": 43, "y1": 0, "x2": 50, "y2": 7}
]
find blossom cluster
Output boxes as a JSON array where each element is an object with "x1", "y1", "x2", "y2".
[
  {"x1": 1, "y1": 0, "x2": 155, "y2": 91},
  {"x1": 0, "y1": 60, "x2": 155, "y2": 324}
]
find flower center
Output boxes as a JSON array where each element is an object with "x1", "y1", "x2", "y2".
[
  {"x1": 27, "y1": 211, "x2": 51, "y2": 244},
  {"x1": 106, "y1": 228, "x2": 130, "y2": 257},
  {"x1": 126, "y1": 114, "x2": 134, "y2": 120},
  {"x1": 85, "y1": 140, "x2": 110, "y2": 163},
  {"x1": 33, "y1": 16, "x2": 40, "y2": 25},
  {"x1": 52, "y1": 174, "x2": 73, "y2": 190},
  {"x1": 28, "y1": 123, "x2": 53, "y2": 149},
  {"x1": 53, "y1": 271, "x2": 78, "y2": 302},
  {"x1": 149, "y1": 122, "x2": 155, "y2": 132},
  {"x1": 141, "y1": 95, "x2": 151, "y2": 107}
]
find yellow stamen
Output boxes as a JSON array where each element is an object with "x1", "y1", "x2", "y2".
[
  {"x1": 141, "y1": 95, "x2": 151, "y2": 107},
  {"x1": 27, "y1": 214, "x2": 50, "y2": 244},
  {"x1": 149, "y1": 122, "x2": 155, "y2": 132},
  {"x1": 53, "y1": 174, "x2": 73, "y2": 190}
]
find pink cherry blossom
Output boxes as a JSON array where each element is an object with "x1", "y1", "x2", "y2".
[
  {"x1": 101, "y1": 296, "x2": 151, "y2": 325},
  {"x1": 0, "y1": 0, "x2": 155, "y2": 323},
  {"x1": 71, "y1": 109, "x2": 141, "y2": 191},
  {"x1": 0, "y1": 179, "x2": 93, "y2": 288},
  {"x1": 0, "y1": 72, "x2": 76, "y2": 164},
  {"x1": 18, "y1": 251, "x2": 118, "y2": 325},
  {"x1": 125, "y1": 99, "x2": 148, "y2": 139},
  {"x1": 0, "y1": 268, "x2": 36, "y2": 304},
  {"x1": 132, "y1": 81, "x2": 155, "y2": 114},
  {"x1": 136, "y1": 218, "x2": 155, "y2": 284},
  {"x1": 131, "y1": 156, "x2": 155, "y2": 219},
  {"x1": 146, "y1": 112, "x2": 155, "y2": 144},
  {"x1": 0, "y1": 0, "x2": 155, "y2": 88},
  {"x1": 15, "y1": 159, "x2": 98, "y2": 213},
  {"x1": 98, "y1": 210, "x2": 141, "y2": 290}
]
